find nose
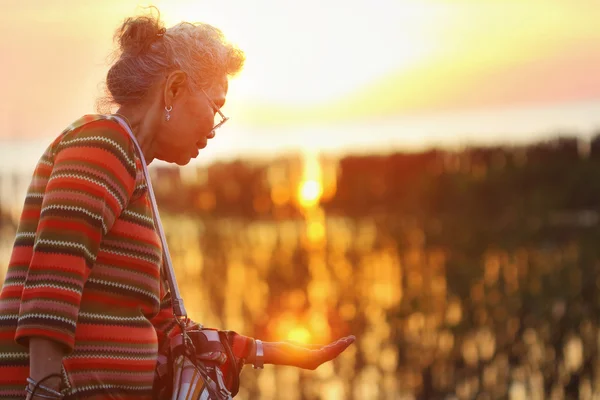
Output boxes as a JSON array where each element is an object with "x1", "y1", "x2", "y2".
[{"x1": 207, "y1": 130, "x2": 216, "y2": 139}]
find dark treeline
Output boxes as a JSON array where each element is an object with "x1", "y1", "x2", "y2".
[{"x1": 152, "y1": 135, "x2": 600, "y2": 246}]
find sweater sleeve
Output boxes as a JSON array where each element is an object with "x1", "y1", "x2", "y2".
[
  {"x1": 150, "y1": 272, "x2": 255, "y2": 364},
  {"x1": 15, "y1": 119, "x2": 137, "y2": 352}
]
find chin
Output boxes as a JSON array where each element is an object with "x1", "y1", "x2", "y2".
[
  {"x1": 174, "y1": 157, "x2": 193, "y2": 166},
  {"x1": 156, "y1": 154, "x2": 193, "y2": 166}
]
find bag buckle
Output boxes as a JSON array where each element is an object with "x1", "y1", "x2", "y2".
[{"x1": 214, "y1": 367, "x2": 232, "y2": 399}]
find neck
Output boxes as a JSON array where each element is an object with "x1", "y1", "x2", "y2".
[{"x1": 114, "y1": 105, "x2": 156, "y2": 165}]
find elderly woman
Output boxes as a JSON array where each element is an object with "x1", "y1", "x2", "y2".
[{"x1": 0, "y1": 11, "x2": 354, "y2": 400}]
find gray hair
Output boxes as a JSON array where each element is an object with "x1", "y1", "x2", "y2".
[{"x1": 98, "y1": 9, "x2": 245, "y2": 112}]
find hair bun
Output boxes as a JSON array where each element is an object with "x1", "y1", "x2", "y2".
[{"x1": 115, "y1": 14, "x2": 165, "y2": 56}]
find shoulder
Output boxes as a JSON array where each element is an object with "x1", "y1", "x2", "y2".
[{"x1": 52, "y1": 114, "x2": 138, "y2": 177}]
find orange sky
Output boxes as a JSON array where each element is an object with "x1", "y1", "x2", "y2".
[{"x1": 1, "y1": 1, "x2": 600, "y2": 149}]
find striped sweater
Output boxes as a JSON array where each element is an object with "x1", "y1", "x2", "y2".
[{"x1": 0, "y1": 115, "x2": 189, "y2": 399}]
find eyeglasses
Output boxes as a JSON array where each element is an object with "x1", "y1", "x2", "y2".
[{"x1": 201, "y1": 88, "x2": 229, "y2": 133}]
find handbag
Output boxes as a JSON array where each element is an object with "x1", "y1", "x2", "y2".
[{"x1": 111, "y1": 115, "x2": 244, "y2": 399}]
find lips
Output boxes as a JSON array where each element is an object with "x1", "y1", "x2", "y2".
[{"x1": 193, "y1": 130, "x2": 214, "y2": 154}]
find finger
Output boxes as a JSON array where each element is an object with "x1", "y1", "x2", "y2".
[
  {"x1": 271, "y1": 336, "x2": 356, "y2": 369},
  {"x1": 284, "y1": 335, "x2": 355, "y2": 350},
  {"x1": 287, "y1": 335, "x2": 355, "y2": 350},
  {"x1": 320, "y1": 337, "x2": 354, "y2": 358},
  {"x1": 321, "y1": 336, "x2": 356, "y2": 351},
  {"x1": 303, "y1": 336, "x2": 356, "y2": 370}
]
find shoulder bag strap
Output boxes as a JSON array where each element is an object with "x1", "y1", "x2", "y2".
[{"x1": 110, "y1": 115, "x2": 188, "y2": 318}]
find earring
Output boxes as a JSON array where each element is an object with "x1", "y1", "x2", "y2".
[{"x1": 165, "y1": 105, "x2": 173, "y2": 122}]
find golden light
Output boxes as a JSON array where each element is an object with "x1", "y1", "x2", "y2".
[
  {"x1": 2, "y1": 1, "x2": 600, "y2": 149},
  {"x1": 298, "y1": 180, "x2": 323, "y2": 208},
  {"x1": 286, "y1": 326, "x2": 312, "y2": 345},
  {"x1": 307, "y1": 220, "x2": 325, "y2": 243},
  {"x1": 271, "y1": 313, "x2": 313, "y2": 344},
  {"x1": 149, "y1": 0, "x2": 449, "y2": 125},
  {"x1": 270, "y1": 185, "x2": 290, "y2": 206},
  {"x1": 298, "y1": 151, "x2": 324, "y2": 208}
]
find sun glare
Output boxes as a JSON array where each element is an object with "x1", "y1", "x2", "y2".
[
  {"x1": 298, "y1": 151, "x2": 324, "y2": 208},
  {"x1": 286, "y1": 326, "x2": 312, "y2": 345},
  {"x1": 151, "y1": 0, "x2": 447, "y2": 109},
  {"x1": 271, "y1": 313, "x2": 313, "y2": 344},
  {"x1": 299, "y1": 180, "x2": 323, "y2": 208}
]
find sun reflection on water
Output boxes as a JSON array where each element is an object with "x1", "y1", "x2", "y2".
[{"x1": 298, "y1": 180, "x2": 323, "y2": 209}]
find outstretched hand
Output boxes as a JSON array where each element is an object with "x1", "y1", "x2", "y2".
[{"x1": 246, "y1": 335, "x2": 356, "y2": 370}]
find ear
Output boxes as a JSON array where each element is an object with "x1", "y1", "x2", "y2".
[{"x1": 163, "y1": 70, "x2": 188, "y2": 107}]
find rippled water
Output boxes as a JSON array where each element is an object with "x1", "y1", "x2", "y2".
[{"x1": 159, "y1": 210, "x2": 597, "y2": 399}]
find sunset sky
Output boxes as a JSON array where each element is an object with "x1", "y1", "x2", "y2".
[{"x1": 1, "y1": 0, "x2": 600, "y2": 171}]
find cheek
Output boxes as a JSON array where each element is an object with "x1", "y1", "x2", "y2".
[
  {"x1": 195, "y1": 104, "x2": 215, "y2": 129},
  {"x1": 171, "y1": 116, "x2": 198, "y2": 142},
  {"x1": 158, "y1": 124, "x2": 188, "y2": 148},
  {"x1": 185, "y1": 108, "x2": 212, "y2": 136}
]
